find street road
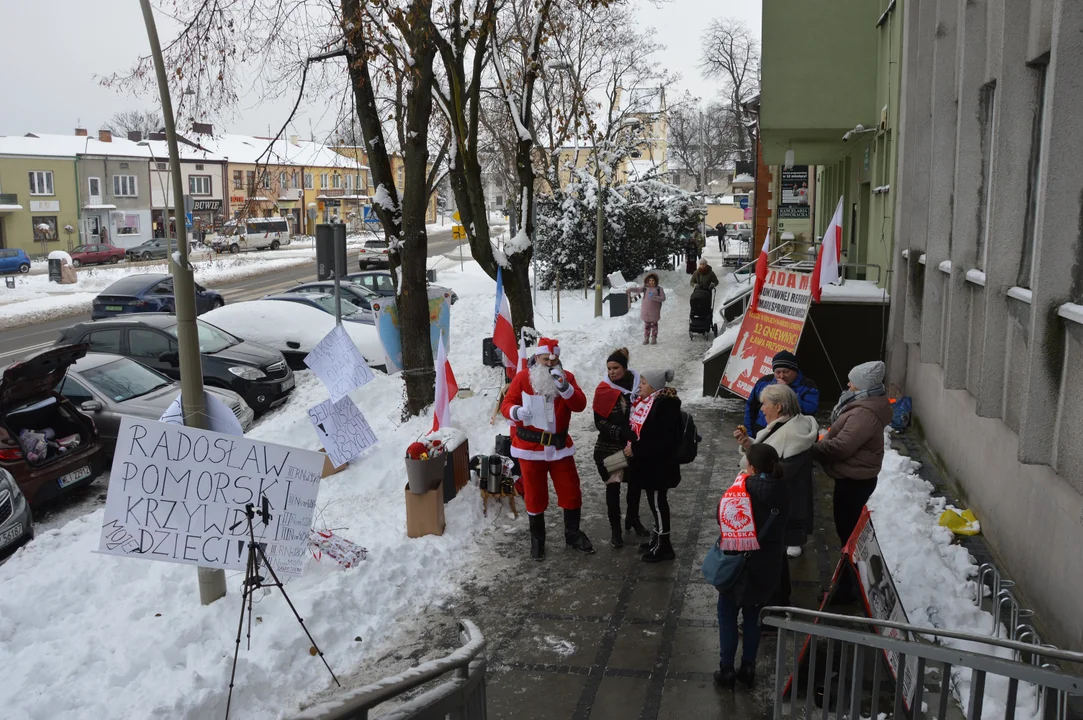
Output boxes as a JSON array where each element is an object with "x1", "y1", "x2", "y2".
[{"x1": 0, "y1": 227, "x2": 462, "y2": 367}]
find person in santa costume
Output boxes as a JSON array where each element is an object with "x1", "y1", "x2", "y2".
[{"x1": 501, "y1": 337, "x2": 595, "y2": 560}]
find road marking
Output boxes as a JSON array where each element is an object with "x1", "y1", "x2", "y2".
[{"x1": 0, "y1": 340, "x2": 53, "y2": 361}]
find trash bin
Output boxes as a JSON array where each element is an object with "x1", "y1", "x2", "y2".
[
  {"x1": 605, "y1": 291, "x2": 629, "y2": 317},
  {"x1": 406, "y1": 456, "x2": 446, "y2": 494}
]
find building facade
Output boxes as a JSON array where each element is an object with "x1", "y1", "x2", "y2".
[
  {"x1": 0, "y1": 148, "x2": 79, "y2": 255},
  {"x1": 145, "y1": 141, "x2": 228, "y2": 241}
]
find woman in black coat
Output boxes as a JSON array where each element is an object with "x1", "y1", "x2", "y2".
[
  {"x1": 715, "y1": 443, "x2": 791, "y2": 691},
  {"x1": 625, "y1": 368, "x2": 681, "y2": 563}
]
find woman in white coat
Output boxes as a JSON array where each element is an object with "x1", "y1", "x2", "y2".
[{"x1": 734, "y1": 383, "x2": 818, "y2": 605}]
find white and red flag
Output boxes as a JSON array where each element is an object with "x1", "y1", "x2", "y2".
[
  {"x1": 432, "y1": 333, "x2": 458, "y2": 431},
  {"x1": 812, "y1": 196, "x2": 844, "y2": 301},
  {"x1": 492, "y1": 267, "x2": 519, "y2": 370},
  {"x1": 748, "y1": 229, "x2": 772, "y2": 314}
]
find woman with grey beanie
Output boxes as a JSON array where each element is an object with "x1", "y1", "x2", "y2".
[{"x1": 624, "y1": 367, "x2": 682, "y2": 562}]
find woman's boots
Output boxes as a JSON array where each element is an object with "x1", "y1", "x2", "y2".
[{"x1": 642, "y1": 533, "x2": 675, "y2": 563}]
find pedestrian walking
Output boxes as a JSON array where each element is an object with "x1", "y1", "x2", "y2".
[
  {"x1": 742, "y1": 351, "x2": 819, "y2": 437},
  {"x1": 625, "y1": 368, "x2": 681, "y2": 563},
  {"x1": 716, "y1": 222, "x2": 726, "y2": 253},
  {"x1": 501, "y1": 337, "x2": 595, "y2": 560},
  {"x1": 592, "y1": 348, "x2": 649, "y2": 548},
  {"x1": 628, "y1": 272, "x2": 666, "y2": 345},
  {"x1": 690, "y1": 258, "x2": 719, "y2": 292},
  {"x1": 714, "y1": 443, "x2": 790, "y2": 691},
  {"x1": 812, "y1": 360, "x2": 892, "y2": 603}
]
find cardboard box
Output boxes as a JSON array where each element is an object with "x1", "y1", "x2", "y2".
[
  {"x1": 321, "y1": 453, "x2": 346, "y2": 478},
  {"x1": 405, "y1": 482, "x2": 446, "y2": 538}
]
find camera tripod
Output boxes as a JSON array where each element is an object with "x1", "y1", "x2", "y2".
[{"x1": 224, "y1": 497, "x2": 340, "y2": 719}]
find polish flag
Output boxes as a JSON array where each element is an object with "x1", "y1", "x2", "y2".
[
  {"x1": 748, "y1": 229, "x2": 771, "y2": 314},
  {"x1": 812, "y1": 197, "x2": 844, "y2": 302},
  {"x1": 493, "y1": 267, "x2": 519, "y2": 370},
  {"x1": 432, "y1": 333, "x2": 458, "y2": 431}
]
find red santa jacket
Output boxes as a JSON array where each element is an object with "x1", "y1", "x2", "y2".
[{"x1": 500, "y1": 367, "x2": 587, "y2": 461}]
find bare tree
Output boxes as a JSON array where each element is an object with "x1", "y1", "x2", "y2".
[
  {"x1": 103, "y1": 109, "x2": 162, "y2": 138},
  {"x1": 700, "y1": 18, "x2": 759, "y2": 159},
  {"x1": 666, "y1": 96, "x2": 741, "y2": 192}
]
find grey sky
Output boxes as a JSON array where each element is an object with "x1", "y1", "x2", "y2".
[{"x1": 0, "y1": 0, "x2": 761, "y2": 139}]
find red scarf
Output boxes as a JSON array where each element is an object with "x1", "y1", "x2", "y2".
[
  {"x1": 629, "y1": 390, "x2": 658, "y2": 440},
  {"x1": 718, "y1": 474, "x2": 758, "y2": 551},
  {"x1": 592, "y1": 371, "x2": 640, "y2": 417}
]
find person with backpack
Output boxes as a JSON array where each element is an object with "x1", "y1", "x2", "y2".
[{"x1": 624, "y1": 368, "x2": 681, "y2": 563}]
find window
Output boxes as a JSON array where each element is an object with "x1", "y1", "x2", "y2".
[
  {"x1": 29, "y1": 170, "x2": 54, "y2": 196},
  {"x1": 280, "y1": 172, "x2": 289, "y2": 189},
  {"x1": 119, "y1": 162, "x2": 130, "y2": 169},
  {"x1": 976, "y1": 82, "x2": 996, "y2": 272},
  {"x1": 113, "y1": 175, "x2": 138, "y2": 197},
  {"x1": 189, "y1": 175, "x2": 212, "y2": 195},
  {"x1": 396, "y1": 166, "x2": 404, "y2": 188},
  {"x1": 356, "y1": 174, "x2": 365, "y2": 191},
  {"x1": 320, "y1": 173, "x2": 328, "y2": 188},
  {"x1": 84, "y1": 329, "x2": 123, "y2": 354},
  {"x1": 157, "y1": 162, "x2": 168, "y2": 171},
  {"x1": 345, "y1": 174, "x2": 353, "y2": 191},
  {"x1": 304, "y1": 173, "x2": 313, "y2": 189},
  {"x1": 82, "y1": 358, "x2": 173, "y2": 401},
  {"x1": 151, "y1": 278, "x2": 174, "y2": 295},
  {"x1": 292, "y1": 171, "x2": 299, "y2": 189},
  {"x1": 332, "y1": 174, "x2": 342, "y2": 189},
  {"x1": 57, "y1": 377, "x2": 95, "y2": 405},
  {"x1": 88, "y1": 177, "x2": 101, "y2": 198},
  {"x1": 1019, "y1": 62, "x2": 1049, "y2": 288},
  {"x1": 195, "y1": 164, "x2": 204, "y2": 171},
  {"x1": 246, "y1": 171, "x2": 256, "y2": 190},
  {"x1": 233, "y1": 170, "x2": 243, "y2": 189},
  {"x1": 129, "y1": 329, "x2": 176, "y2": 359},
  {"x1": 113, "y1": 212, "x2": 141, "y2": 236},
  {"x1": 261, "y1": 172, "x2": 270, "y2": 190},
  {"x1": 32, "y1": 216, "x2": 58, "y2": 242}
]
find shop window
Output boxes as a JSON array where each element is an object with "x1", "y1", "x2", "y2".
[
  {"x1": 113, "y1": 212, "x2": 141, "y2": 237},
  {"x1": 32, "y1": 216, "x2": 58, "y2": 241},
  {"x1": 29, "y1": 170, "x2": 54, "y2": 196},
  {"x1": 113, "y1": 175, "x2": 138, "y2": 197}
]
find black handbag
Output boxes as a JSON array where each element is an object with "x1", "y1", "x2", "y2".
[{"x1": 701, "y1": 509, "x2": 780, "y2": 590}]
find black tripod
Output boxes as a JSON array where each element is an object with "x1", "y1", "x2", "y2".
[{"x1": 225, "y1": 498, "x2": 340, "y2": 719}]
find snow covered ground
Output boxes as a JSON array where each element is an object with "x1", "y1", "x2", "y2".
[{"x1": 0, "y1": 254, "x2": 673, "y2": 720}]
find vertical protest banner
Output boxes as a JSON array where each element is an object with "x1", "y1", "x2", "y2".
[
  {"x1": 304, "y1": 324, "x2": 376, "y2": 404},
  {"x1": 308, "y1": 396, "x2": 379, "y2": 468},
  {"x1": 372, "y1": 292, "x2": 452, "y2": 374},
  {"x1": 97, "y1": 416, "x2": 325, "y2": 577},
  {"x1": 720, "y1": 268, "x2": 813, "y2": 399}
]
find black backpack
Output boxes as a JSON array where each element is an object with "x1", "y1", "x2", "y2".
[{"x1": 676, "y1": 411, "x2": 701, "y2": 464}]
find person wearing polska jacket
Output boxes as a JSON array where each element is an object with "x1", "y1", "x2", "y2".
[
  {"x1": 628, "y1": 272, "x2": 666, "y2": 345},
  {"x1": 624, "y1": 368, "x2": 681, "y2": 563}
]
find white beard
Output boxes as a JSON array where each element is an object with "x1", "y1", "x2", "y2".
[{"x1": 530, "y1": 362, "x2": 559, "y2": 399}]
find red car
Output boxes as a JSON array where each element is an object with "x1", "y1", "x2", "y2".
[{"x1": 70, "y1": 243, "x2": 126, "y2": 268}]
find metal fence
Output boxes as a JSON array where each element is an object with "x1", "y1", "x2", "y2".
[
  {"x1": 293, "y1": 620, "x2": 486, "y2": 720},
  {"x1": 762, "y1": 607, "x2": 1083, "y2": 720}
]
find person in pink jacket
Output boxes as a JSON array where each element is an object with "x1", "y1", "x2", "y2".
[{"x1": 629, "y1": 272, "x2": 666, "y2": 344}]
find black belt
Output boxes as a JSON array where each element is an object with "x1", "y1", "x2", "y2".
[{"x1": 516, "y1": 427, "x2": 568, "y2": 449}]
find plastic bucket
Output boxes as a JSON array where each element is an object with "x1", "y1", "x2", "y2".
[{"x1": 406, "y1": 456, "x2": 445, "y2": 494}]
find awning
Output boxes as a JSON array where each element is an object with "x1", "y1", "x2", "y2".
[
  {"x1": 0, "y1": 204, "x2": 23, "y2": 212},
  {"x1": 317, "y1": 194, "x2": 369, "y2": 201},
  {"x1": 83, "y1": 204, "x2": 117, "y2": 210}
]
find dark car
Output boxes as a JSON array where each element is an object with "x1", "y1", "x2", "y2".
[
  {"x1": 261, "y1": 292, "x2": 372, "y2": 324},
  {"x1": 0, "y1": 469, "x2": 33, "y2": 559},
  {"x1": 346, "y1": 270, "x2": 458, "y2": 305},
  {"x1": 91, "y1": 273, "x2": 224, "y2": 320},
  {"x1": 56, "y1": 315, "x2": 295, "y2": 414},
  {"x1": 0, "y1": 344, "x2": 106, "y2": 507},
  {"x1": 283, "y1": 282, "x2": 379, "y2": 320},
  {"x1": 126, "y1": 238, "x2": 170, "y2": 261},
  {"x1": 70, "y1": 243, "x2": 126, "y2": 267}
]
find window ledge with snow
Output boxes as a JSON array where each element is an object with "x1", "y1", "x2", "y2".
[
  {"x1": 1007, "y1": 286, "x2": 1033, "y2": 304},
  {"x1": 938, "y1": 260, "x2": 951, "y2": 274},
  {"x1": 965, "y1": 269, "x2": 986, "y2": 287},
  {"x1": 1057, "y1": 302, "x2": 1083, "y2": 326},
  {"x1": 901, "y1": 248, "x2": 910, "y2": 259},
  {"x1": 917, "y1": 253, "x2": 927, "y2": 265}
]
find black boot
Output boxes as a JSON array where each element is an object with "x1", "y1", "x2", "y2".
[
  {"x1": 529, "y1": 513, "x2": 546, "y2": 561},
  {"x1": 563, "y1": 508, "x2": 595, "y2": 554},
  {"x1": 625, "y1": 516, "x2": 650, "y2": 538},
  {"x1": 713, "y1": 665, "x2": 736, "y2": 690},
  {"x1": 643, "y1": 533, "x2": 675, "y2": 563},
  {"x1": 735, "y1": 664, "x2": 756, "y2": 690},
  {"x1": 638, "y1": 531, "x2": 658, "y2": 554},
  {"x1": 606, "y1": 486, "x2": 624, "y2": 548}
]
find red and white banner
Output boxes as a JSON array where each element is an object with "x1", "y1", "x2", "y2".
[{"x1": 719, "y1": 268, "x2": 813, "y2": 399}]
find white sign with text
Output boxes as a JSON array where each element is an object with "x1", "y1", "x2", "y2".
[
  {"x1": 304, "y1": 324, "x2": 375, "y2": 404},
  {"x1": 308, "y1": 396, "x2": 379, "y2": 468}
]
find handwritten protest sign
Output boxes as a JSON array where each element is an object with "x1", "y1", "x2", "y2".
[
  {"x1": 304, "y1": 324, "x2": 376, "y2": 404},
  {"x1": 308, "y1": 396, "x2": 379, "y2": 468},
  {"x1": 97, "y1": 416, "x2": 325, "y2": 577},
  {"x1": 159, "y1": 390, "x2": 245, "y2": 436}
]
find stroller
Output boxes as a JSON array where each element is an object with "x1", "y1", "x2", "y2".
[{"x1": 689, "y1": 286, "x2": 718, "y2": 340}]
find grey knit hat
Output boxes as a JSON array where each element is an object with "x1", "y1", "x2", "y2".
[
  {"x1": 848, "y1": 361, "x2": 886, "y2": 391},
  {"x1": 641, "y1": 368, "x2": 675, "y2": 390}
]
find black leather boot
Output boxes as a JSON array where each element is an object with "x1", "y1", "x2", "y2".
[
  {"x1": 638, "y1": 530, "x2": 658, "y2": 554},
  {"x1": 642, "y1": 533, "x2": 675, "y2": 563},
  {"x1": 713, "y1": 665, "x2": 736, "y2": 689},
  {"x1": 528, "y1": 513, "x2": 546, "y2": 561},
  {"x1": 563, "y1": 508, "x2": 595, "y2": 554},
  {"x1": 625, "y1": 516, "x2": 650, "y2": 538},
  {"x1": 735, "y1": 664, "x2": 756, "y2": 690},
  {"x1": 606, "y1": 486, "x2": 624, "y2": 548}
]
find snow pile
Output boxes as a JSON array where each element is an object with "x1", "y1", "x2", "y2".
[
  {"x1": 870, "y1": 432, "x2": 1041, "y2": 718},
  {"x1": 704, "y1": 324, "x2": 740, "y2": 362}
]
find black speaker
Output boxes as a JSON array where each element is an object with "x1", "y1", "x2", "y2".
[
  {"x1": 482, "y1": 337, "x2": 504, "y2": 367},
  {"x1": 315, "y1": 223, "x2": 347, "y2": 281}
]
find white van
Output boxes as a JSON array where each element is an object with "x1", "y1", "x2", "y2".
[{"x1": 209, "y1": 217, "x2": 292, "y2": 253}]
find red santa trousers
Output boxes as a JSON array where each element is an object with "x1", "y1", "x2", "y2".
[{"x1": 518, "y1": 456, "x2": 583, "y2": 514}]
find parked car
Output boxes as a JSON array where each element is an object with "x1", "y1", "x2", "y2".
[
  {"x1": 55, "y1": 353, "x2": 254, "y2": 455},
  {"x1": 70, "y1": 243, "x2": 126, "y2": 268},
  {"x1": 261, "y1": 292, "x2": 372, "y2": 324},
  {"x1": 126, "y1": 238, "x2": 171, "y2": 261},
  {"x1": 56, "y1": 315, "x2": 294, "y2": 414},
  {"x1": 0, "y1": 344, "x2": 105, "y2": 507},
  {"x1": 0, "y1": 468, "x2": 33, "y2": 559},
  {"x1": 208, "y1": 217, "x2": 291, "y2": 253},
  {"x1": 91, "y1": 273, "x2": 224, "y2": 320},
  {"x1": 725, "y1": 222, "x2": 752, "y2": 241},
  {"x1": 357, "y1": 237, "x2": 391, "y2": 269},
  {"x1": 284, "y1": 281, "x2": 379, "y2": 317},
  {"x1": 0, "y1": 248, "x2": 32, "y2": 275},
  {"x1": 346, "y1": 270, "x2": 459, "y2": 305}
]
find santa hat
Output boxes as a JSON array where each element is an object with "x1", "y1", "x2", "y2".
[{"x1": 534, "y1": 337, "x2": 560, "y2": 357}]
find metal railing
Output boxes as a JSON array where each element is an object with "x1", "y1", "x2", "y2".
[
  {"x1": 293, "y1": 620, "x2": 487, "y2": 720},
  {"x1": 763, "y1": 607, "x2": 1083, "y2": 720}
]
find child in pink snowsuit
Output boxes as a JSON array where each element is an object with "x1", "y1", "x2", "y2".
[{"x1": 630, "y1": 273, "x2": 665, "y2": 344}]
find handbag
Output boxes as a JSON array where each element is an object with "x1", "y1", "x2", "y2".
[
  {"x1": 701, "y1": 509, "x2": 779, "y2": 590},
  {"x1": 603, "y1": 450, "x2": 629, "y2": 473}
]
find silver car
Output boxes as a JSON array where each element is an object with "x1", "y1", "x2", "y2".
[
  {"x1": 55, "y1": 353, "x2": 255, "y2": 455},
  {"x1": 0, "y1": 468, "x2": 32, "y2": 559}
]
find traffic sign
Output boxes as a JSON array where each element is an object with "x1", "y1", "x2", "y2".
[
  {"x1": 452, "y1": 211, "x2": 461, "y2": 223},
  {"x1": 184, "y1": 212, "x2": 193, "y2": 229},
  {"x1": 739, "y1": 196, "x2": 749, "y2": 210},
  {"x1": 363, "y1": 206, "x2": 381, "y2": 224},
  {"x1": 452, "y1": 225, "x2": 466, "y2": 240}
]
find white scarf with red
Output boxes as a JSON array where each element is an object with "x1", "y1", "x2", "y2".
[
  {"x1": 718, "y1": 473, "x2": 759, "y2": 551},
  {"x1": 629, "y1": 390, "x2": 659, "y2": 440}
]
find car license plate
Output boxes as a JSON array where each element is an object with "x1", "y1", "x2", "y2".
[
  {"x1": 282, "y1": 376, "x2": 295, "y2": 392},
  {"x1": 0, "y1": 523, "x2": 22, "y2": 548},
  {"x1": 106, "y1": 305, "x2": 123, "y2": 312},
  {"x1": 58, "y1": 466, "x2": 91, "y2": 489}
]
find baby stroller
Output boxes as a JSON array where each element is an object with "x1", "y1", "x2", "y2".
[{"x1": 689, "y1": 286, "x2": 717, "y2": 340}]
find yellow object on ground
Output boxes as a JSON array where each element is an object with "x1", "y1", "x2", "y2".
[{"x1": 939, "y1": 508, "x2": 981, "y2": 535}]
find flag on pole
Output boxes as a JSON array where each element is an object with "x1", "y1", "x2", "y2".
[
  {"x1": 812, "y1": 197, "x2": 844, "y2": 302},
  {"x1": 748, "y1": 229, "x2": 772, "y2": 314},
  {"x1": 432, "y1": 333, "x2": 458, "y2": 431},
  {"x1": 493, "y1": 267, "x2": 519, "y2": 369}
]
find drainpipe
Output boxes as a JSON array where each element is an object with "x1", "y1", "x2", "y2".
[{"x1": 74, "y1": 156, "x2": 83, "y2": 245}]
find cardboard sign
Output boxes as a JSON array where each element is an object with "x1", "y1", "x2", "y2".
[
  {"x1": 308, "y1": 396, "x2": 379, "y2": 468},
  {"x1": 304, "y1": 324, "x2": 376, "y2": 404},
  {"x1": 97, "y1": 417, "x2": 325, "y2": 577},
  {"x1": 720, "y1": 268, "x2": 813, "y2": 399}
]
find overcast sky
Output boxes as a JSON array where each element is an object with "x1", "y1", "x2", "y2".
[{"x1": 0, "y1": 0, "x2": 761, "y2": 140}]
